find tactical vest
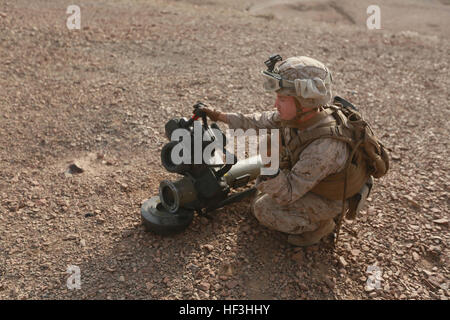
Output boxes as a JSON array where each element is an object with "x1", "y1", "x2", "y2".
[{"x1": 279, "y1": 97, "x2": 389, "y2": 201}]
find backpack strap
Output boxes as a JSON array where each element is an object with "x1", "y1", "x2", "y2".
[
  {"x1": 281, "y1": 106, "x2": 335, "y2": 130},
  {"x1": 287, "y1": 106, "x2": 356, "y2": 163}
]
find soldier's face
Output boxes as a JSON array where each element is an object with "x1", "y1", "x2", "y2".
[{"x1": 275, "y1": 93, "x2": 297, "y2": 120}]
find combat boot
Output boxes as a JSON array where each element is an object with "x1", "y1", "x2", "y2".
[{"x1": 287, "y1": 219, "x2": 336, "y2": 247}]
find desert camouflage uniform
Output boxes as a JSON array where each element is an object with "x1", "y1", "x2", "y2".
[{"x1": 226, "y1": 110, "x2": 349, "y2": 235}]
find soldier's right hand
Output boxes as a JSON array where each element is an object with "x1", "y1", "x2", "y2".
[{"x1": 199, "y1": 107, "x2": 228, "y2": 123}]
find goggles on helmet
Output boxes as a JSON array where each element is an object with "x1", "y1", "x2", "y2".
[{"x1": 261, "y1": 70, "x2": 295, "y2": 92}]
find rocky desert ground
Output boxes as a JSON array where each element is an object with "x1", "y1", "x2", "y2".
[{"x1": 0, "y1": 0, "x2": 449, "y2": 300}]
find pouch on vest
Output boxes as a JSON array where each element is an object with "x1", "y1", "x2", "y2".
[{"x1": 346, "y1": 176, "x2": 373, "y2": 220}]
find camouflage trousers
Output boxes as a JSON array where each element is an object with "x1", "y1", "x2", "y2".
[{"x1": 251, "y1": 189, "x2": 346, "y2": 235}]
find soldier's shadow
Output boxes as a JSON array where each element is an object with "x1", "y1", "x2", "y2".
[
  {"x1": 232, "y1": 202, "x2": 339, "y2": 300},
  {"x1": 61, "y1": 201, "x2": 338, "y2": 300}
]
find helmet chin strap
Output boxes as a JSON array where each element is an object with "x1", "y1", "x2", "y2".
[
  {"x1": 294, "y1": 97, "x2": 319, "y2": 119},
  {"x1": 280, "y1": 98, "x2": 321, "y2": 128}
]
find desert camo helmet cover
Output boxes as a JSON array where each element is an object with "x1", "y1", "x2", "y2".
[{"x1": 264, "y1": 56, "x2": 333, "y2": 109}]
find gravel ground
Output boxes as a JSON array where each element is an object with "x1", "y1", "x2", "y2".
[{"x1": 0, "y1": 0, "x2": 448, "y2": 300}]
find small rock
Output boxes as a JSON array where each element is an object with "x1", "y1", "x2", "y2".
[
  {"x1": 404, "y1": 195, "x2": 420, "y2": 209},
  {"x1": 422, "y1": 269, "x2": 433, "y2": 277},
  {"x1": 64, "y1": 234, "x2": 78, "y2": 241},
  {"x1": 432, "y1": 218, "x2": 448, "y2": 225},
  {"x1": 298, "y1": 283, "x2": 308, "y2": 291},
  {"x1": 118, "y1": 275, "x2": 125, "y2": 282},
  {"x1": 428, "y1": 245, "x2": 441, "y2": 254},
  {"x1": 122, "y1": 230, "x2": 134, "y2": 238},
  {"x1": 339, "y1": 256, "x2": 348, "y2": 268},
  {"x1": 203, "y1": 244, "x2": 214, "y2": 252},
  {"x1": 0, "y1": 12, "x2": 7, "y2": 18},
  {"x1": 198, "y1": 282, "x2": 210, "y2": 291},
  {"x1": 412, "y1": 252, "x2": 420, "y2": 261},
  {"x1": 80, "y1": 239, "x2": 86, "y2": 247},
  {"x1": 324, "y1": 276, "x2": 335, "y2": 289},
  {"x1": 350, "y1": 249, "x2": 360, "y2": 256},
  {"x1": 364, "y1": 285, "x2": 374, "y2": 292},
  {"x1": 66, "y1": 164, "x2": 84, "y2": 175},
  {"x1": 226, "y1": 280, "x2": 239, "y2": 289},
  {"x1": 291, "y1": 251, "x2": 304, "y2": 264},
  {"x1": 40, "y1": 262, "x2": 51, "y2": 270}
]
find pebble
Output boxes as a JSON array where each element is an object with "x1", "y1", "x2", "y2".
[
  {"x1": 432, "y1": 218, "x2": 448, "y2": 225},
  {"x1": 291, "y1": 252, "x2": 304, "y2": 264},
  {"x1": 66, "y1": 164, "x2": 84, "y2": 175},
  {"x1": 339, "y1": 256, "x2": 348, "y2": 268},
  {"x1": 203, "y1": 244, "x2": 214, "y2": 252},
  {"x1": 428, "y1": 245, "x2": 441, "y2": 253},
  {"x1": 198, "y1": 282, "x2": 210, "y2": 291},
  {"x1": 226, "y1": 280, "x2": 239, "y2": 289},
  {"x1": 364, "y1": 285, "x2": 374, "y2": 292},
  {"x1": 64, "y1": 234, "x2": 78, "y2": 241}
]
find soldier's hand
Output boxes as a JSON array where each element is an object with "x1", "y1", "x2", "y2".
[{"x1": 198, "y1": 107, "x2": 227, "y2": 123}]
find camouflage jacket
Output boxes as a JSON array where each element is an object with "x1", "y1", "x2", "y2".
[{"x1": 226, "y1": 110, "x2": 350, "y2": 206}]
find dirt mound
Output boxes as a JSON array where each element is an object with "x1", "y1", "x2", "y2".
[
  {"x1": 248, "y1": 0, "x2": 356, "y2": 24},
  {"x1": 247, "y1": 0, "x2": 450, "y2": 37}
]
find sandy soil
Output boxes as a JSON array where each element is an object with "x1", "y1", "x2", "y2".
[{"x1": 0, "y1": 0, "x2": 448, "y2": 300}]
